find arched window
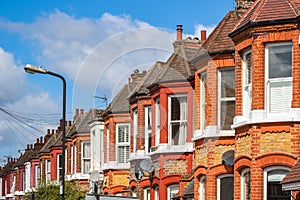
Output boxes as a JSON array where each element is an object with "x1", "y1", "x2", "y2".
[
  {"x1": 241, "y1": 168, "x2": 250, "y2": 200},
  {"x1": 217, "y1": 174, "x2": 234, "y2": 200},
  {"x1": 199, "y1": 176, "x2": 206, "y2": 200},
  {"x1": 263, "y1": 166, "x2": 291, "y2": 200}
]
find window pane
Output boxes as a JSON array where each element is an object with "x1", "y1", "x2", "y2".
[
  {"x1": 221, "y1": 69, "x2": 235, "y2": 98},
  {"x1": 246, "y1": 53, "x2": 252, "y2": 84},
  {"x1": 268, "y1": 44, "x2": 292, "y2": 79},
  {"x1": 83, "y1": 160, "x2": 90, "y2": 174},
  {"x1": 83, "y1": 142, "x2": 91, "y2": 157},
  {"x1": 221, "y1": 101, "x2": 235, "y2": 130},
  {"x1": 118, "y1": 146, "x2": 125, "y2": 163},
  {"x1": 118, "y1": 126, "x2": 125, "y2": 143},
  {"x1": 220, "y1": 177, "x2": 233, "y2": 200}
]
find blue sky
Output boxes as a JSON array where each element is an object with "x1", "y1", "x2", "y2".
[{"x1": 0, "y1": 0, "x2": 233, "y2": 162}]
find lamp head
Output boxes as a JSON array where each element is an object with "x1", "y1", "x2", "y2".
[{"x1": 24, "y1": 64, "x2": 47, "y2": 74}]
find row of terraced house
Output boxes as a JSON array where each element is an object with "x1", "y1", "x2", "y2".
[{"x1": 2, "y1": 0, "x2": 300, "y2": 199}]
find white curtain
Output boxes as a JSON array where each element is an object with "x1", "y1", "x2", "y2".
[{"x1": 178, "y1": 97, "x2": 187, "y2": 145}]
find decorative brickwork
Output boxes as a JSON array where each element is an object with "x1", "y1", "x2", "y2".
[
  {"x1": 258, "y1": 131, "x2": 292, "y2": 155},
  {"x1": 195, "y1": 146, "x2": 208, "y2": 166},
  {"x1": 235, "y1": 134, "x2": 251, "y2": 158},
  {"x1": 164, "y1": 159, "x2": 186, "y2": 176}
]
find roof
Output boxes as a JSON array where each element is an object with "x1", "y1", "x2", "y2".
[
  {"x1": 192, "y1": 11, "x2": 242, "y2": 61},
  {"x1": 39, "y1": 132, "x2": 61, "y2": 154},
  {"x1": 107, "y1": 84, "x2": 133, "y2": 114},
  {"x1": 128, "y1": 38, "x2": 200, "y2": 97},
  {"x1": 231, "y1": 0, "x2": 300, "y2": 35},
  {"x1": 281, "y1": 159, "x2": 300, "y2": 186}
]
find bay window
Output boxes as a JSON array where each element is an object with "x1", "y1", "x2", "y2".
[
  {"x1": 57, "y1": 154, "x2": 63, "y2": 180},
  {"x1": 243, "y1": 50, "x2": 252, "y2": 116},
  {"x1": 266, "y1": 43, "x2": 292, "y2": 114},
  {"x1": 200, "y1": 72, "x2": 207, "y2": 133},
  {"x1": 82, "y1": 141, "x2": 91, "y2": 174},
  {"x1": 116, "y1": 124, "x2": 130, "y2": 164},
  {"x1": 169, "y1": 95, "x2": 187, "y2": 145},
  {"x1": 241, "y1": 168, "x2": 250, "y2": 200},
  {"x1": 263, "y1": 166, "x2": 290, "y2": 200},
  {"x1": 145, "y1": 106, "x2": 152, "y2": 153},
  {"x1": 45, "y1": 159, "x2": 51, "y2": 184},
  {"x1": 217, "y1": 174, "x2": 234, "y2": 200},
  {"x1": 219, "y1": 67, "x2": 235, "y2": 131}
]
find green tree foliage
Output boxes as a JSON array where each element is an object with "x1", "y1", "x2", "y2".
[{"x1": 24, "y1": 181, "x2": 84, "y2": 200}]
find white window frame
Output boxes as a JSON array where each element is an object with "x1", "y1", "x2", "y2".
[
  {"x1": 199, "y1": 176, "x2": 206, "y2": 200},
  {"x1": 218, "y1": 67, "x2": 235, "y2": 132},
  {"x1": 217, "y1": 174, "x2": 234, "y2": 200},
  {"x1": 116, "y1": 123, "x2": 130, "y2": 164},
  {"x1": 57, "y1": 154, "x2": 63, "y2": 180},
  {"x1": 74, "y1": 143, "x2": 77, "y2": 174},
  {"x1": 242, "y1": 50, "x2": 252, "y2": 117},
  {"x1": 70, "y1": 145, "x2": 74, "y2": 174},
  {"x1": 155, "y1": 98, "x2": 160, "y2": 146},
  {"x1": 23, "y1": 171, "x2": 25, "y2": 191},
  {"x1": 82, "y1": 141, "x2": 91, "y2": 175},
  {"x1": 145, "y1": 106, "x2": 152, "y2": 153},
  {"x1": 263, "y1": 166, "x2": 291, "y2": 200},
  {"x1": 200, "y1": 72, "x2": 207, "y2": 133},
  {"x1": 265, "y1": 42, "x2": 292, "y2": 116},
  {"x1": 45, "y1": 159, "x2": 51, "y2": 184},
  {"x1": 35, "y1": 165, "x2": 40, "y2": 186},
  {"x1": 241, "y1": 168, "x2": 250, "y2": 200},
  {"x1": 133, "y1": 109, "x2": 138, "y2": 153},
  {"x1": 143, "y1": 187, "x2": 151, "y2": 200},
  {"x1": 154, "y1": 185, "x2": 159, "y2": 200},
  {"x1": 106, "y1": 125, "x2": 110, "y2": 163},
  {"x1": 168, "y1": 94, "x2": 188, "y2": 146},
  {"x1": 167, "y1": 184, "x2": 179, "y2": 200}
]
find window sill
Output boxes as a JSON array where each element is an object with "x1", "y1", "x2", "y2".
[
  {"x1": 193, "y1": 127, "x2": 234, "y2": 141},
  {"x1": 232, "y1": 108, "x2": 300, "y2": 129},
  {"x1": 129, "y1": 150, "x2": 151, "y2": 161},
  {"x1": 102, "y1": 162, "x2": 130, "y2": 170},
  {"x1": 149, "y1": 143, "x2": 193, "y2": 155}
]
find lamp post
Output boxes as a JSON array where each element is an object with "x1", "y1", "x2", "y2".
[{"x1": 24, "y1": 64, "x2": 66, "y2": 200}]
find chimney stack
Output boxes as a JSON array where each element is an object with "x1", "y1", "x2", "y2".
[
  {"x1": 236, "y1": 0, "x2": 255, "y2": 12},
  {"x1": 176, "y1": 24, "x2": 183, "y2": 41},
  {"x1": 201, "y1": 30, "x2": 207, "y2": 41}
]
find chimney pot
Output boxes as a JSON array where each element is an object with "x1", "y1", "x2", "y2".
[
  {"x1": 80, "y1": 109, "x2": 84, "y2": 115},
  {"x1": 52, "y1": 129, "x2": 55, "y2": 134},
  {"x1": 176, "y1": 24, "x2": 183, "y2": 41},
  {"x1": 27, "y1": 144, "x2": 30, "y2": 150},
  {"x1": 201, "y1": 30, "x2": 207, "y2": 41},
  {"x1": 30, "y1": 144, "x2": 33, "y2": 149},
  {"x1": 76, "y1": 108, "x2": 79, "y2": 115},
  {"x1": 47, "y1": 129, "x2": 50, "y2": 135},
  {"x1": 40, "y1": 136, "x2": 43, "y2": 143}
]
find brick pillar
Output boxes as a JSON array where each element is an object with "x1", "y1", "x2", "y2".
[
  {"x1": 250, "y1": 126, "x2": 264, "y2": 200},
  {"x1": 160, "y1": 92, "x2": 168, "y2": 144}
]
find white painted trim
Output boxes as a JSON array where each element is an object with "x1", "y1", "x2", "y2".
[
  {"x1": 217, "y1": 174, "x2": 234, "y2": 200},
  {"x1": 232, "y1": 108, "x2": 300, "y2": 129},
  {"x1": 263, "y1": 166, "x2": 290, "y2": 200}
]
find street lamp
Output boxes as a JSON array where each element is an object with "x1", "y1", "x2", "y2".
[{"x1": 24, "y1": 64, "x2": 66, "y2": 200}]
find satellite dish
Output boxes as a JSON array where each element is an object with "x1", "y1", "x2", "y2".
[
  {"x1": 140, "y1": 159, "x2": 152, "y2": 172},
  {"x1": 90, "y1": 170, "x2": 101, "y2": 182},
  {"x1": 135, "y1": 160, "x2": 144, "y2": 180},
  {"x1": 222, "y1": 150, "x2": 234, "y2": 166},
  {"x1": 135, "y1": 159, "x2": 152, "y2": 180}
]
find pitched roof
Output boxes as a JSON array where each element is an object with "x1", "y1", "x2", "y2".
[
  {"x1": 128, "y1": 62, "x2": 166, "y2": 97},
  {"x1": 104, "y1": 83, "x2": 133, "y2": 115},
  {"x1": 281, "y1": 159, "x2": 300, "y2": 185},
  {"x1": 232, "y1": 0, "x2": 300, "y2": 34},
  {"x1": 39, "y1": 132, "x2": 61, "y2": 154},
  {"x1": 192, "y1": 11, "x2": 242, "y2": 61}
]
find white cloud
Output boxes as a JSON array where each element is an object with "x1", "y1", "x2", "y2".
[
  {"x1": 194, "y1": 24, "x2": 216, "y2": 38},
  {"x1": 0, "y1": 48, "x2": 26, "y2": 105}
]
